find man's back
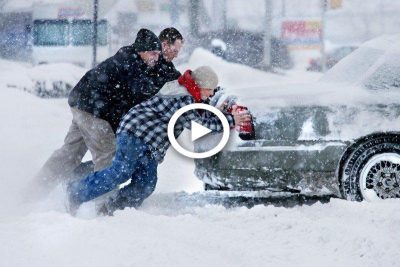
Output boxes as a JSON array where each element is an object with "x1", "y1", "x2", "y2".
[{"x1": 68, "y1": 45, "x2": 155, "y2": 131}]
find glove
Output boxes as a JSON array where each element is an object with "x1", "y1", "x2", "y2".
[{"x1": 209, "y1": 87, "x2": 237, "y2": 112}]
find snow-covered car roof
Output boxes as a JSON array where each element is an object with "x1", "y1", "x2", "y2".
[
  {"x1": 321, "y1": 34, "x2": 400, "y2": 86},
  {"x1": 234, "y1": 34, "x2": 400, "y2": 110},
  {"x1": 359, "y1": 33, "x2": 400, "y2": 52}
]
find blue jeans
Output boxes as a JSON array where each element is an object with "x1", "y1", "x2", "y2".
[{"x1": 68, "y1": 132, "x2": 158, "y2": 208}]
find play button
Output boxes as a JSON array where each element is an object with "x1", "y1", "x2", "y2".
[
  {"x1": 191, "y1": 121, "x2": 212, "y2": 142},
  {"x1": 168, "y1": 103, "x2": 230, "y2": 159}
]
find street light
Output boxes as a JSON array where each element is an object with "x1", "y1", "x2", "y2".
[{"x1": 263, "y1": 0, "x2": 272, "y2": 70}]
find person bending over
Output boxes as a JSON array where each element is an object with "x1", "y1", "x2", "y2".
[{"x1": 67, "y1": 66, "x2": 251, "y2": 215}]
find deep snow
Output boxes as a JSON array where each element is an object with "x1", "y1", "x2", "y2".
[{"x1": 0, "y1": 49, "x2": 399, "y2": 267}]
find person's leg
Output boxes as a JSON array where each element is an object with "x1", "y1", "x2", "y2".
[
  {"x1": 68, "y1": 132, "x2": 149, "y2": 205},
  {"x1": 29, "y1": 113, "x2": 88, "y2": 198},
  {"x1": 102, "y1": 154, "x2": 158, "y2": 213},
  {"x1": 71, "y1": 108, "x2": 116, "y2": 172}
]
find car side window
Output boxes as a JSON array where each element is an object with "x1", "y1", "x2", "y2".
[{"x1": 364, "y1": 54, "x2": 400, "y2": 90}]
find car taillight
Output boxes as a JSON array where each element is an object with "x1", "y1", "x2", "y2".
[{"x1": 235, "y1": 105, "x2": 256, "y2": 140}]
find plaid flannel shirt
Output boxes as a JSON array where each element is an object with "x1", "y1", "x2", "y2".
[{"x1": 117, "y1": 92, "x2": 235, "y2": 163}]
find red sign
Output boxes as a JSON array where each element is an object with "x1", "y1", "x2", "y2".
[{"x1": 281, "y1": 20, "x2": 322, "y2": 45}]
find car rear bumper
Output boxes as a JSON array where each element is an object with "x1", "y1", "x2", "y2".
[{"x1": 194, "y1": 140, "x2": 348, "y2": 196}]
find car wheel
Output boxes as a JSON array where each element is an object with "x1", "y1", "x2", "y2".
[{"x1": 340, "y1": 135, "x2": 400, "y2": 201}]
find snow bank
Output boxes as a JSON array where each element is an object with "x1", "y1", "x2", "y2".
[{"x1": 0, "y1": 59, "x2": 86, "y2": 98}]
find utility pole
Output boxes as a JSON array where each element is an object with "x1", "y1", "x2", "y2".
[
  {"x1": 92, "y1": 0, "x2": 98, "y2": 68},
  {"x1": 263, "y1": 0, "x2": 272, "y2": 70},
  {"x1": 189, "y1": 0, "x2": 200, "y2": 38},
  {"x1": 170, "y1": 0, "x2": 179, "y2": 25},
  {"x1": 320, "y1": 0, "x2": 327, "y2": 72}
]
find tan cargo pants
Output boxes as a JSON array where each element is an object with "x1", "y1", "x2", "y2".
[{"x1": 29, "y1": 107, "x2": 116, "y2": 198}]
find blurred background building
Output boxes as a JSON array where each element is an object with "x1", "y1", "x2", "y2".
[{"x1": 0, "y1": 0, "x2": 399, "y2": 70}]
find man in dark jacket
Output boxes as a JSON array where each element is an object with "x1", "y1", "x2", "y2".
[
  {"x1": 30, "y1": 28, "x2": 183, "y2": 198},
  {"x1": 68, "y1": 29, "x2": 162, "y2": 132}
]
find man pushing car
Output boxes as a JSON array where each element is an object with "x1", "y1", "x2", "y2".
[{"x1": 67, "y1": 66, "x2": 251, "y2": 215}]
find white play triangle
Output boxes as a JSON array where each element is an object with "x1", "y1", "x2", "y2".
[{"x1": 191, "y1": 121, "x2": 212, "y2": 142}]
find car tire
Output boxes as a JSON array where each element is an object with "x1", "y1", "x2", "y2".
[{"x1": 340, "y1": 134, "x2": 400, "y2": 201}]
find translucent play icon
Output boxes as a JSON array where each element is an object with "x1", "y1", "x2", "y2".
[
  {"x1": 191, "y1": 121, "x2": 212, "y2": 142},
  {"x1": 168, "y1": 103, "x2": 230, "y2": 159}
]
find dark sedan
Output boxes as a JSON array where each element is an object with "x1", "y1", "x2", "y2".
[{"x1": 194, "y1": 34, "x2": 400, "y2": 202}]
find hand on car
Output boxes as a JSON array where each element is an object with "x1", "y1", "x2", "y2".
[
  {"x1": 231, "y1": 105, "x2": 252, "y2": 126},
  {"x1": 217, "y1": 100, "x2": 228, "y2": 111}
]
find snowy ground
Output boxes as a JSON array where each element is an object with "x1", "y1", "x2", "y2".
[{"x1": 1, "y1": 51, "x2": 399, "y2": 267}]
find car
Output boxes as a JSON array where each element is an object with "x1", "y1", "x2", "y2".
[
  {"x1": 306, "y1": 45, "x2": 358, "y2": 72},
  {"x1": 194, "y1": 34, "x2": 400, "y2": 202}
]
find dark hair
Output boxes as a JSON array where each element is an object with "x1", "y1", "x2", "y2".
[{"x1": 159, "y1": 27, "x2": 184, "y2": 45}]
